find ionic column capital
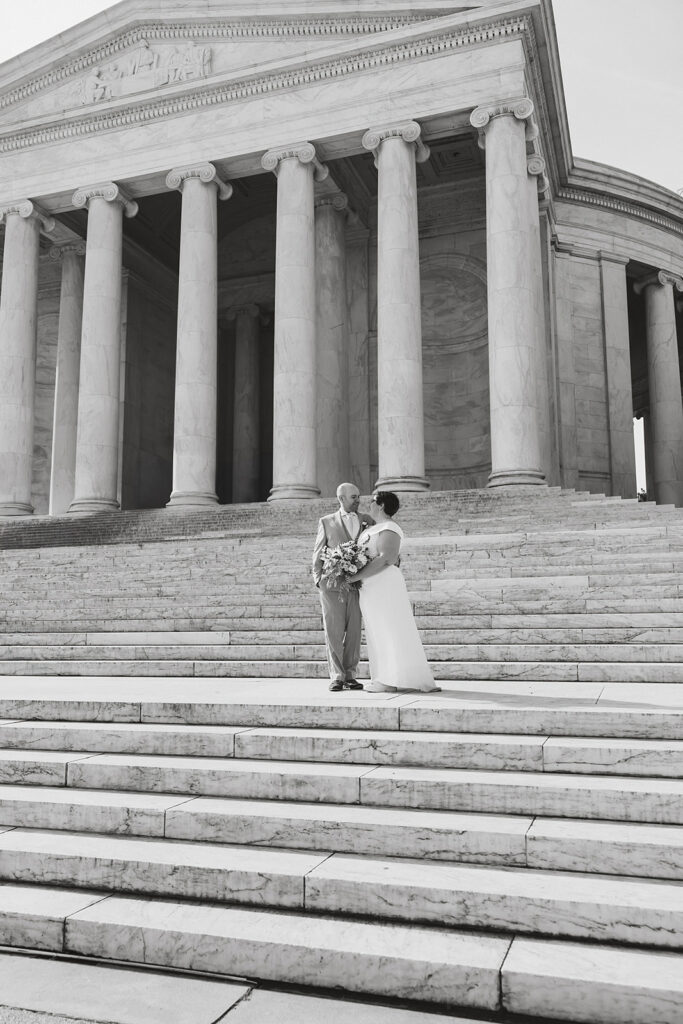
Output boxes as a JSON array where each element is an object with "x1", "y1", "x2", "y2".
[
  {"x1": 224, "y1": 303, "x2": 261, "y2": 321},
  {"x1": 48, "y1": 240, "x2": 87, "y2": 261},
  {"x1": 527, "y1": 155, "x2": 550, "y2": 194},
  {"x1": 165, "y1": 162, "x2": 232, "y2": 201},
  {"x1": 470, "y1": 97, "x2": 535, "y2": 130},
  {"x1": 72, "y1": 182, "x2": 138, "y2": 218},
  {"x1": 0, "y1": 199, "x2": 55, "y2": 234},
  {"x1": 634, "y1": 270, "x2": 683, "y2": 295},
  {"x1": 361, "y1": 121, "x2": 430, "y2": 164},
  {"x1": 471, "y1": 98, "x2": 537, "y2": 150},
  {"x1": 261, "y1": 142, "x2": 329, "y2": 182},
  {"x1": 315, "y1": 191, "x2": 349, "y2": 213}
]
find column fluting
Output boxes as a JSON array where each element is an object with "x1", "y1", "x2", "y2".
[
  {"x1": 69, "y1": 182, "x2": 137, "y2": 513},
  {"x1": 230, "y1": 304, "x2": 262, "y2": 504},
  {"x1": 166, "y1": 163, "x2": 232, "y2": 508},
  {"x1": 470, "y1": 98, "x2": 546, "y2": 487},
  {"x1": 635, "y1": 271, "x2": 683, "y2": 506},
  {"x1": 49, "y1": 242, "x2": 86, "y2": 515},
  {"x1": 0, "y1": 200, "x2": 54, "y2": 515},
  {"x1": 362, "y1": 121, "x2": 430, "y2": 492},
  {"x1": 262, "y1": 142, "x2": 325, "y2": 500},
  {"x1": 315, "y1": 192, "x2": 349, "y2": 496}
]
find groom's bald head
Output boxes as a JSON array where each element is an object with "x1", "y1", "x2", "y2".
[{"x1": 337, "y1": 482, "x2": 360, "y2": 513}]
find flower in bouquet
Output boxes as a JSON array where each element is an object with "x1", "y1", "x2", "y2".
[{"x1": 319, "y1": 540, "x2": 370, "y2": 599}]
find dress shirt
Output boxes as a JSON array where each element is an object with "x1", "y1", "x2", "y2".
[{"x1": 341, "y1": 511, "x2": 360, "y2": 537}]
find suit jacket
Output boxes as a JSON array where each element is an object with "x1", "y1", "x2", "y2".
[{"x1": 312, "y1": 510, "x2": 375, "y2": 586}]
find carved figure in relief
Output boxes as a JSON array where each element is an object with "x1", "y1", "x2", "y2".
[
  {"x1": 129, "y1": 40, "x2": 157, "y2": 75},
  {"x1": 80, "y1": 41, "x2": 212, "y2": 104}
]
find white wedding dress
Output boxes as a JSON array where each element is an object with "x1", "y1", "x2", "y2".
[{"x1": 358, "y1": 522, "x2": 438, "y2": 692}]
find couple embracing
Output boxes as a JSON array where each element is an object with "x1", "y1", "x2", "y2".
[{"x1": 312, "y1": 482, "x2": 440, "y2": 694}]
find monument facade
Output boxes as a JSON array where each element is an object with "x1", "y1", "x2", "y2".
[{"x1": 0, "y1": 0, "x2": 681, "y2": 515}]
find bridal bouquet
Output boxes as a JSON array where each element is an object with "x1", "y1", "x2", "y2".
[{"x1": 320, "y1": 540, "x2": 370, "y2": 598}]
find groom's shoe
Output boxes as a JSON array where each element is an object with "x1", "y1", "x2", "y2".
[
  {"x1": 329, "y1": 680, "x2": 344, "y2": 692},
  {"x1": 343, "y1": 679, "x2": 363, "y2": 690}
]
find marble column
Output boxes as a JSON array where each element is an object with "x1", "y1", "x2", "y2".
[
  {"x1": 262, "y1": 142, "x2": 327, "y2": 500},
  {"x1": 600, "y1": 253, "x2": 636, "y2": 499},
  {"x1": 470, "y1": 98, "x2": 546, "y2": 487},
  {"x1": 166, "y1": 163, "x2": 232, "y2": 507},
  {"x1": 643, "y1": 411, "x2": 655, "y2": 499},
  {"x1": 230, "y1": 304, "x2": 261, "y2": 504},
  {"x1": 635, "y1": 271, "x2": 683, "y2": 506},
  {"x1": 315, "y1": 192, "x2": 349, "y2": 497},
  {"x1": 0, "y1": 200, "x2": 54, "y2": 515},
  {"x1": 48, "y1": 241, "x2": 86, "y2": 515},
  {"x1": 527, "y1": 157, "x2": 552, "y2": 483},
  {"x1": 362, "y1": 121, "x2": 430, "y2": 492},
  {"x1": 69, "y1": 183, "x2": 137, "y2": 513}
]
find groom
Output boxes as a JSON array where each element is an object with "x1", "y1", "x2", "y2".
[{"x1": 312, "y1": 482, "x2": 374, "y2": 691}]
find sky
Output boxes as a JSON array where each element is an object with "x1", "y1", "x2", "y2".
[{"x1": 1, "y1": 0, "x2": 678, "y2": 490}]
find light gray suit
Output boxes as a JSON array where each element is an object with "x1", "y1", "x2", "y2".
[{"x1": 312, "y1": 510, "x2": 375, "y2": 683}]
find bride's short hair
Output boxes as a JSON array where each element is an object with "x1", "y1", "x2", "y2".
[{"x1": 375, "y1": 491, "x2": 399, "y2": 517}]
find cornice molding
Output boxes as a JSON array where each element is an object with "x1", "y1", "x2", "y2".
[
  {"x1": 558, "y1": 186, "x2": 683, "y2": 238},
  {"x1": 0, "y1": 15, "x2": 530, "y2": 155},
  {"x1": 72, "y1": 181, "x2": 138, "y2": 217},
  {"x1": 166, "y1": 162, "x2": 232, "y2": 199}
]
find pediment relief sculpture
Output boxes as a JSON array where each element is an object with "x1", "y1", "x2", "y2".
[{"x1": 79, "y1": 40, "x2": 212, "y2": 105}]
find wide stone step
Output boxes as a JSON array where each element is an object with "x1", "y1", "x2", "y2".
[
  {"x1": 7, "y1": 611, "x2": 683, "y2": 639},
  {"x1": 0, "y1": 880, "x2": 680, "y2": 1022},
  {"x1": 4, "y1": 658, "x2": 683, "y2": 682},
  {"x1": 0, "y1": 830, "x2": 680, "y2": 950},
  {"x1": 229, "y1": 728, "x2": 683, "y2": 777},
  {"x1": 0, "y1": 785, "x2": 530, "y2": 864},
  {"x1": 1, "y1": 786, "x2": 680, "y2": 879},
  {"x1": 3, "y1": 642, "x2": 683, "y2": 666},
  {"x1": 28, "y1": 751, "x2": 681, "y2": 823},
  {"x1": 526, "y1": 817, "x2": 683, "y2": 880},
  {"x1": 6, "y1": 595, "x2": 683, "y2": 623},
  {"x1": 166, "y1": 798, "x2": 683, "y2": 879},
  {"x1": 0, "y1": 720, "x2": 242, "y2": 757},
  {"x1": 360, "y1": 766, "x2": 683, "y2": 823},
  {"x1": 0, "y1": 883, "x2": 510, "y2": 1011},
  {"x1": 1, "y1": 687, "x2": 681, "y2": 738},
  {"x1": 501, "y1": 937, "x2": 683, "y2": 1024},
  {"x1": 0, "y1": 720, "x2": 681, "y2": 774}
]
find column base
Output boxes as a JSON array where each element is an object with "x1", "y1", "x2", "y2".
[
  {"x1": 0, "y1": 502, "x2": 34, "y2": 516},
  {"x1": 68, "y1": 498, "x2": 120, "y2": 514},
  {"x1": 374, "y1": 475, "x2": 430, "y2": 493},
  {"x1": 487, "y1": 470, "x2": 547, "y2": 488},
  {"x1": 166, "y1": 491, "x2": 219, "y2": 508},
  {"x1": 268, "y1": 484, "x2": 321, "y2": 501}
]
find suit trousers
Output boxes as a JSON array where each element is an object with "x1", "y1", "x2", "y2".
[{"x1": 319, "y1": 583, "x2": 361, "y2": 682}]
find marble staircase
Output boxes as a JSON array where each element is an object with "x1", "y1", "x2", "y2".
[{"x1": 0, "y1": 488, "x2": 682, "y2": 1021}]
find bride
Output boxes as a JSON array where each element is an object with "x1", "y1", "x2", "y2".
[{"x1": 352, "y1": 491, "x2": 440, "y2": 694}]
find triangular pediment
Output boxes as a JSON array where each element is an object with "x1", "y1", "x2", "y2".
[{"x1": 0, "y1": 1, "x2": 496, "y2": 128}]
